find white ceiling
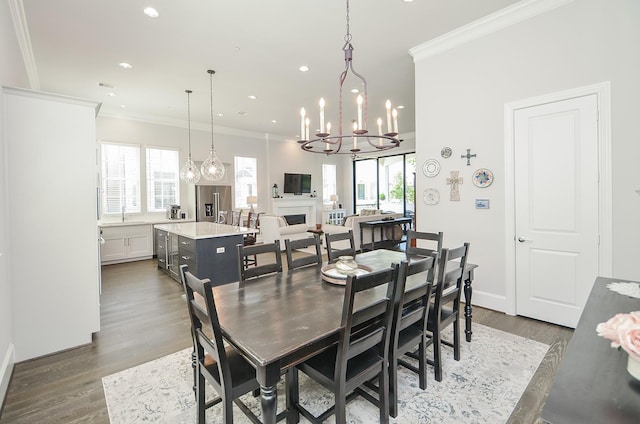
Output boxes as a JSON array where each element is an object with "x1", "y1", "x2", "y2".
[{"x1": 19, "y1": 0, "x2": 520, "y2": 140}]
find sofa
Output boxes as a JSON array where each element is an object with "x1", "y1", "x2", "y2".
[
  {"x1": 321, "y1": 209, "x2": 404, "y2": 251},
  {"x1": 260, "y1": 215, "x2": 312, "y2": 250}
]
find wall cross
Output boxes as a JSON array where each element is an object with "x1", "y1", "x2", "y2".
[
  {"x1": 446, "y1": 171, "x2": 463, "y2": 201},
  {"x1": 461, "y1": 148, "x2": 476, "y2": 166}
]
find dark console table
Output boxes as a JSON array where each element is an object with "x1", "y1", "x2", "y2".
[
  {"x1": 359, "y1": 216, "x2": 413, "y2": 251},
  {"x1": 541, "y1": 276, "x2": 640, "y2": 424}
]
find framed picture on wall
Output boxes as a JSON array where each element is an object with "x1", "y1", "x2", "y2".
[{"x1": 475, "y1": 199, "x2": 490, "y2": 209}]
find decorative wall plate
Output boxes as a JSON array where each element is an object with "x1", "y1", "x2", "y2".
[
  {"x1": 423, "y1": 188, "x2": 440, "y2": 205},
  {"x1": 441, "y1": 147, "x2": 452, "y2": 158},
  {"x1": 422, "y1": 159, "x2": 440, "y2": 177},
  {"x1": 472, "y1": 168, "x2": 494, "y2": 188}
]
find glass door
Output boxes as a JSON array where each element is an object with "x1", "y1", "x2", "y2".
[{"x1": 352, "y1": 152, "x2": 415, "y2": 217}]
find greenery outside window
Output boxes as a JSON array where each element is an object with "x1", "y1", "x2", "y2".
[
  {"x1": 146, "y1": 147, "x2": 179, "y2": 213},
  {"x1": 101, "y1": 142, "x2": 141, "y2": 215},
  {"x1": 353, "y1": 152, "x2": 415, "y2": 216}
]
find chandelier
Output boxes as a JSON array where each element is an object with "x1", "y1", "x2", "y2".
[
  {"x1": 180, "y1": 89, "x2": 201, "y2": 184},
  {"x1": 200, "y1": 69, "x2": 225, "y2": 181},
  {"x1": 298, "y1": 0, "x2": 402, "y2": 155}
]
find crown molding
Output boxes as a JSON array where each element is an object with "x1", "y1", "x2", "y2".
[
  {"x1": 3, "y1": 86, "x2": 101, "y2": 115},
  {"x1": 8, "y1": 0, "x2": 39, "y2": 89},
  {"x1": 409, "y1": 0, "x2": 575, "y2": 62}
]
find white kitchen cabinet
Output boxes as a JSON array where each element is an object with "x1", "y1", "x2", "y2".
[
  {"x1": 100, "y1": 224, "x2": 153, "y2": 264},
  {"x1": 5, "y1": 87, "x2": 101, "y2": 361}
]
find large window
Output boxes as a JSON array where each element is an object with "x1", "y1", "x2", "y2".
[
  {"x1": 101, "y1": 142, "x2": 141, "y2": 215},
  {"x1": 353, "y1": 152, "x2": 415, "y2": 216},
  {"x1": 234, "y1": 156, "x2": 257, "y2": 208},
  {"x1": 354, "y1": 159, "x2": 378, "y2": 211},
  {"x1": 146, "y1": 147, "x2": 179, "y2": 213},
  {"x1": 322, "y1": 164, "x2": 337, "y2": 203}
]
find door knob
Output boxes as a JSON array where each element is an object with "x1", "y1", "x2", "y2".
[{"x1": 517, "y1": 237, "x2": 528, "y2": 242}]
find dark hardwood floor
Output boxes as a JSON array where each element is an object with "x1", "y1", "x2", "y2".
[{"x1": 0, "y1": 258, "x2": 572, "y2": 423}]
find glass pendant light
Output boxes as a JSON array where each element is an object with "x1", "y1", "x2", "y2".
[
  {"x1": 201, "y1": 69, "x2": 225, "y2": 181},
  {"x1": 180, "y1": 89, "x2": 201, "y2": 184}
]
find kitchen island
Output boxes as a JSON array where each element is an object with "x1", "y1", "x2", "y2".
[{"x1": 154, "y1": 222, "x2": 256, "y2": 285}]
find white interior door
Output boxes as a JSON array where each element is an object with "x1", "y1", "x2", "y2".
[{"x1": 514, "y1": 94, "x2": 599, "y2": 328}]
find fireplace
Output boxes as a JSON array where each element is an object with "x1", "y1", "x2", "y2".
[
  {"x1": 283, "y1": 214, "x2": 306, "y2": 225},
  {"x1": 271, "y1": 197, "x2": 317, "y2": 226}
]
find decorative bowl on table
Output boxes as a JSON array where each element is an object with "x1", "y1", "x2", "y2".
[
  {"x1": 335, "y1": 256, "x2": 359, "y2": 275},
  {"x1": 321, "y1": 257, "x2": 372, "y2": 286}
]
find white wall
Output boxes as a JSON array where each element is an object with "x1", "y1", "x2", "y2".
[
  {"x1": 0, "y1": 0, "x2": 30, "y2": 408},
  {"x1": 412, "y1": 0, "x2": 640, "y2": 312}
]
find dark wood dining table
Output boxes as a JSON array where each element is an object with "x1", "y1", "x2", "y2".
[{"x1": 211, "y1": 249, "x2": 478, "y2": 424}]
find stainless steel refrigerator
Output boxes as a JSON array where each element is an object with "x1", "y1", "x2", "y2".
[{"x1": 195, "y1": 185, "x2": 232, "y2": 222}]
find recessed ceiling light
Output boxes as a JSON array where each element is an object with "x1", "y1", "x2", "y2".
[
  {"x1": 397, "y1": 105, "x2": 405, "y2": 109},
  {"x1": 119, "y1": 62, "x2": 132, "y2": 69},
  {"x1": 350, "y1": 88, "x2": 359, "y2": 94},
  {"x1": 143, "y1": 7, "x2": 159, "y2": 18},
  {"x1": 108, "y1": 92, "x2": 117, "y2": 97},
  {"x1": 120, "y1": 105, "x2": 126, "y2": 108},
  {"x1": 299, "y1": 65, "x2": 309, "y2": 72},
  {"x1": 217, "y1": 113, "x2": 224, "y2": 117},
  {"x1": 248, "y1": 95, "x2": 257, "y2": 100},
  {"x1": 403, "y1": 0, "x2": 415, "y2": 3},
  {"x1": 271, "y1": 120, "x2": 277, "y2": 123}
]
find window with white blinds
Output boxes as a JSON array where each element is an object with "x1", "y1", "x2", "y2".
[
  {"x1": 146, "y1": 147, "x2": 179, "y2": 213},
  {"x1": 234, "y1": 156, "x2": 257, "y2": 208},
  {"x1": 101, "y1": 143, "x2": 141, "y2": 214}
]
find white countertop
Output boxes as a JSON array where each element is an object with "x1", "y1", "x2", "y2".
[
  {"x1": 154, "y1": 222, "x2": 256, "y2": 240},
  {"x1": 98, "y1": 218, "x2": 195, "y2": 228}
]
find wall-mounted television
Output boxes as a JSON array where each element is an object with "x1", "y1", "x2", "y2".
[{"x1": 283, "y1": 173, "x2": 311, "y2": 195}]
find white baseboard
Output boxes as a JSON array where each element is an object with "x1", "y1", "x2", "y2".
[
  {"x1": 0, "y1": 343, "x2": 15, "y2": 411},
  {"x1": 468, "y1": 290, "x2": 508, "y2": 314}
]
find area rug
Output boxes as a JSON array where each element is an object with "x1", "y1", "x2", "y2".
[{"x1": 102, "y1": 323, "x2": 548, "y2": 424}]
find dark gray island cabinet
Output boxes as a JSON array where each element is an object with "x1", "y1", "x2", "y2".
[{"x1": 154, "y1": 222, "x2": 255, "y2": 285}]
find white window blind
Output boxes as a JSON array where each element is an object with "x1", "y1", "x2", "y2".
[
  {"x1": 101, "y1": 143, "x2": 141, "y2": 214},
  {"x1": 234, "y1": 156, "x2": 257, "y2": 208},
  {"x1": 146, "y1": 147, "x2": 179, "y2": 213}
]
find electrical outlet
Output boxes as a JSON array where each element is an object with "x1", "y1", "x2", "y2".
[{"x1": 216, "y1": 247, "x2": 225, "y2": 253}]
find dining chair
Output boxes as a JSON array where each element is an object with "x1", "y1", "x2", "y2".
[
  {"x1": 425, "y1": 242, "x2": 470, "y2": 382},
  {"x1": 179, "y1": 264, "x2": 265, "y2": 424},
  {"x1": 324, "y1": 230, "x2": 356, "y2": 262},
  {"x1": 284, "y1": 234, "x2": 322, "y2": 270},
  {"x1": 287, "y1": 261, "x2": 408, "y2": 424},
  {"x1": 389, "y1": 253, "x2": 437, "y2": 417},
  {"x1": 405, "y1": 230, "x2": 443, "y2": 258},
  {"x1": 216, "y1": 210, "x2": 229, "y2": 224},
  {"x1": 237, "y1": 240, "x2": 283, "y2": 281},
  {"x1": 231, "y1": 209, "x2": 243, "y2": 226},
  {"x1": 242, "y1": 211, "x2": 262, "y2": 268}
]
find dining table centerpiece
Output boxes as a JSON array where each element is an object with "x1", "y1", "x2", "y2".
[{"x1": 596, "y1": 311, "x2": 640, "y2": 380}]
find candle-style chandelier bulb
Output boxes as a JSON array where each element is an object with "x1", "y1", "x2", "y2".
[{"x1": 201, "y1": 70, "x2": 225, "y2": 181}]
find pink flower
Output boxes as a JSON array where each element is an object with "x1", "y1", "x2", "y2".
[
  {"x1": 619, "y1": 326, "x2": 640, "y2": 361},
  {"x1": 596, "y1": 312, "x2": 640, "y2": 349}
]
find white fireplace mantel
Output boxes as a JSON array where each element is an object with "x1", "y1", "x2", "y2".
[{"x1": 271, "y1": 197, "x2": 318, "y2": 226}]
